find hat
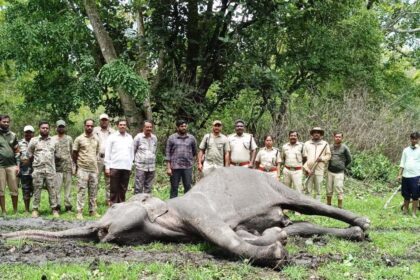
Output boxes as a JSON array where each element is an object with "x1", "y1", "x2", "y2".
[
  {"x1": 23, "y1": 125, "x2": 34, "y2": 132},
  {"x1": 56, "y1": 120, "x2": 66, "y2": 127},
  {"x1": 310, "y1": 127, "x2": 324, "y2": 136},
  {"x1": 212, "y1": 120, "x2": 222, "y2": 125},
  {"x1": 99, "y1": 113, "x2": 109, "y2": 120},
  {"x1": 234, "y1": 119, "x2": 245, "y2": 126}
]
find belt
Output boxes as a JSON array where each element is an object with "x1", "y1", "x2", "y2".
[
  {"x1": 284, "y1": 165, "x2": 302, "y2": 171},
  {"x1": 259, "y1": 167, "x2": 277, "y2": 172},
  {"x1": 231, "y1": 161, "x2": 250, "y2": 166}
]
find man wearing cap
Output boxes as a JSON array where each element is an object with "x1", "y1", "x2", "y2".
[
  {"x1": 303, "y1": 127, "x2": 331, "y2": 201},
  {"x1": 18, "y1": 125, "x2": 35, "y2": 213},
  {"x1": 166, "y1": 120, "x2": 197, "y2": 198},
  {"x1": 134, "y1": 120, "x2": 157, "y2": 195},
  {"x1": 28, "y1": 121, "x2": 59, "y2": 218},
  {"x1": 0, "y1": 115, "x2": 20, "y2": 215},
  {"x1": 73, "y1": 119, "x2": 100, "y2": 220},
  {"x1": 281, "y1": 131, "x2": 304, "y2": 193},
  {"x1": 52, "y1": 120, "x2": 73, "y2": 212},
  {"x1": 197, "y1": 120, "x2": 230, "y2": 177},
  {"x1": 228, "y1": 120, "x2": 257, "y2": 168},
  {"x1": 93, "y1": 113, "x2": 115, "y2": 206}
]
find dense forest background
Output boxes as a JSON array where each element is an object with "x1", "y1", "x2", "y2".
[{"x1": 0, "y1": 0, "x2": 418, "y2": 181}]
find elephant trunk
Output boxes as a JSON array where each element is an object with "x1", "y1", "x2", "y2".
[{"x1": 1, "y1": 226, "x2": 99, "y2": 242}]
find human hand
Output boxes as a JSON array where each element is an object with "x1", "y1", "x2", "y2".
[
  {"x1": 198, "y1": 163, "x2": 203, "y2": 172},
  {"x1": 15, "y1": 165, "x2": 20, "y2": 175},
  {"x1": 166, "y1": 168, "x2": 172, "y2": 176},
  {"x1": 105, "y1": 168, "x2": 111, "y2": 177}
]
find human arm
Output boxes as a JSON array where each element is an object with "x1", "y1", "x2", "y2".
[
  {"x1": 13, "y1": 137, "x2": 20, "y2": 174},
  {"x1": 249, "y1": 136, "x2": 257, "y2": 168},
  {"x1": 104, "y1": 136, "x2": 112, "y2": 176},
  {"x1": 224, "y1": 140, "x2": 231, "y2": 166},
  {"x1": 318, "y1": 143, "x2": 331, "y2": 162},
  {"x1": 397, "y1": 150, "x2": 406, "y2": 181},
  {"x1": 344, "y1": 146, "x2": 352, "y2": 168},
  {"x1": 165, "y1": 136, "x2": 173, "y2": 176}
]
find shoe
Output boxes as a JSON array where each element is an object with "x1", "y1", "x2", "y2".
[
  {"x1": 52, "y1": 210, "x2": 60, "y2": 218},
  {"x1": 56, "y1": 204, "x2": 61, "y2": 212},
  {"x1": 65, "y1": 205, "x2": 73, "y2": 212},
  {"x1": 90, "y1": 211, "x2": 101, "y2": 218},
  {"x1": 32, "y1": 210, "x2": 39, "y2": 218},
  {"x1": 76, "y1": 211, "x2": 84, "y2": 220}
]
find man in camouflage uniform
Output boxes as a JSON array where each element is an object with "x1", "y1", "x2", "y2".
[
  {"x1": 28, "y1": 121, "x2": 59, "y2": 218},
  {"x1": 0, "y1": 115, "x2": 20, "y2": 215},
  {"x1": 18, "y1": 125, "x2": 35, "y2": 213},
  {"x1": 52, "y1": 120, "x2": 73, "y2": 212},
  {"x1": 93, "y1": 113, "x2": 115, "y2": 206},
  {"x1": 73, "y1": 119, "x2": 100, "y2": 220}
]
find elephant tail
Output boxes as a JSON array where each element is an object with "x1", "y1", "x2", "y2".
[{"x1": 1, "y1": 226, "x2": 99, "y2": 242}]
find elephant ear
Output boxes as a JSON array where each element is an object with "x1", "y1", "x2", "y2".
[{"x1": 139, "y1": 195, "x2": 169, "y2": 222}]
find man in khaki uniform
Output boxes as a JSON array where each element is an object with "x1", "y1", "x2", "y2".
[
  {"x1": 52, "y1": 120, "x2": 73, "y2": 212},
  {"x1": 228, "y1": 120, "x2": 257, "y2": 168},
  {"x1": 281, "y1": 131, "x2": 304, "y2": 193},
  {"x1": 73, "y1": 119, "x2": 100, "y2": 220},
  {"x1": 303, "y1": 127, "x2": 331, "y2": 201},
  {"x1": 93, "y1": 113, "x2": 115, "y2": 206},
  {"x1": 197, "y1": 120, "x2": 230, "y2": 177},
  {"x1": 28, "y1": 121, "x2": 59, "y2": 218},
  {"x1": 0, "y1": 115, "x2": 20, "y2": 215}
]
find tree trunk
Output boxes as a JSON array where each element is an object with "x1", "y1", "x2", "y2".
[{"x1": 83, "y1": 0, "x2": 143, "y2": 129}]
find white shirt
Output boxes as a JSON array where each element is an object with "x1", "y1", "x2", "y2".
[
  {"x1": 104, "y1": 132, "x2": 134, "y2": 170},
  {"x1": 400, "y1": 144, "x2": 420, "y2": 178}
]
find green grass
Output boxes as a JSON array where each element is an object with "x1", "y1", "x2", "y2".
[{"x1": 1, "y1": 170, "x2": 420, "y2": 279}]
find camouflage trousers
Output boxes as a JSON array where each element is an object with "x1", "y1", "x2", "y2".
[
  {"x1": 55, "y1": 171, "x2": 73, "y2": 208},
  {"x1": 76, "y1": 169, "x2": 98, "y2": 213},
  {"x1": 97, "y1": 159, "x2": 110, "y2": 202},
  {"x1": 32, "y1": 170, "x2": 57, "y2": 210}
]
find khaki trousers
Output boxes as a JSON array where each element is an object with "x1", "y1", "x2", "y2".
[
  {"x1": 0, "y1": 166, "x2": 18, "y2": 196},
  {"x1": 202, "y1": 162, "x2": 223, "y2": 177},
  {"x1": 55, "y1": 171, "x2": 73, "y2": 207},
  {"x1": 283, "y1": 168, "x2": 303, "y2": 193},
  {"x1": 97, "y1": 159, "x2": 110, "y2": 201},
  {"x1": 327, "y1": 171, "x2": 344, "y2": 199},
  {"x1": 304, "y1": 174, "x2": 324, "y2": 200}
]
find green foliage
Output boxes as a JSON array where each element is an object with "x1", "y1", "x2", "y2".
[{"x1": 350, "y1": 150, "x2": 398, "y2": 182}]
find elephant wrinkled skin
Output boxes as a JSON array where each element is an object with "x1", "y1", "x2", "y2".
[{"x1": 1, "y1": 167, "x2": 370, "y2": 267}]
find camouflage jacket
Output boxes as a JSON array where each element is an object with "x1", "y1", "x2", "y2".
[
  {"x1": 28, "y1": 136, "x2": 57, "y2": 174},
  {"x1": 52, "y1": 135, "x2": 73, "y2": 173}
]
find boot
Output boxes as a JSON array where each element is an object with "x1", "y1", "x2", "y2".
[
  {"x1": 76, "y1": 210, "x2": 84, "y2": 220},
  {"x1": 52, "y1": 210, "x2": 60, "y2": 218},
  {"x1": 326, "y1": 196, "x2": 332, "y2": 206},
  {"x1": 403, "y1": 200, "x2": 410, "y2": 215},
  {"x1": 412, "y1": 200, "x2": 418, "y2": 218},
  {"x1": 338, "y1": 199, "x2": 343, "y2": 209},
  {"x1": 11, "y1": 195, "x2": 18, "y2": 214},
  {"x1": 32, "y1": 210, "x2": 39, "y2": 218},
  {"x1": 0, "y1": 195, "x2": 6, "y2": 215},
  {"x1": 24, "y1": 199, "x2": 31, "y2": 213}
]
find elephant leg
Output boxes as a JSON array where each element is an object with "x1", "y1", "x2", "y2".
[
  {"x1": 283, "y1": 221, "x2": 365, "y2": 241},
  {"x1": 236, "y1": 227, "x2": 288, "y2": 246},
  {"x1": 280, "y1": 190, "x2": 370, "y2": 230}
]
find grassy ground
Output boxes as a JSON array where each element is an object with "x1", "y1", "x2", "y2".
[{"x1": 0, "y1": 169, "x2": 419, "y2": 279}]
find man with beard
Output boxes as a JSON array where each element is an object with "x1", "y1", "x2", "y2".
[
  {"x1": 93, "y1": 113, "x2": 115, "y2": 206},
  {"x1": 18, "y1": 125, "x2": 35, "y2": 213},
  {"x1": 0, "y1": 115, "x2": 20, "y2": 215},
  {"x1": 228, "y1": 120, "x2": 257, "y2": 168},
  {"x1": 166, "y1": 120, "x2": 197, "y2": 198},
  {"x1": 52, "y1": 120, "x2": 73, "y2": 212},
  {"x1": 73, "y1": 119, "x2": 100, "y2": 220},
  {"x1": 133, "y1": 121, "x2": 157, "y2": 195},
  {"x1": 281, "y1": 131, "x2": 304, "y2": 193},
  {"x1": 28, "y1": 121, "x2": 59, "y2": 218},
  {"x1": 303, "y1": 127, "x2": 331, "y2": 201}
]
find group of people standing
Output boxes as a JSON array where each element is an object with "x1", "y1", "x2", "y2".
[{"x1": 0, "y1": 113, "x2": 357, "y2": 220}]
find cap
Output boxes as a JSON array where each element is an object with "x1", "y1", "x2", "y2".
[
  {"x1": 310, "y1": 127, "x2": 324, "y2": 136},
  {"x1": 56, "y1": 120, "x2": 66, "y2": 127},
  {"x1": 234, "y1": 119, "x2": 245, "y2": 126},
  {"x1": 99, "y1": 113, "x2": 109, "y2": 120},
  {"x1": 23, "y1": 125, "x2": 35, "y2": 132},
  {"x1": 212, "y1": 120, "x2": 222, "y2": 125}
]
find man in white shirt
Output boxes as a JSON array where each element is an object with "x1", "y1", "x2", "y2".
[
  {"x1": 105, "y1": 119, "x2": 133, "y2": 204},
  {"x1": 397, "y1": 132, "x2": 420, "y2": 217}
]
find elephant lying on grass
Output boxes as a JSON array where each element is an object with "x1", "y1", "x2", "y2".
[{"x1": 1, "y1": 167, "x2": 370, "y2": 267}]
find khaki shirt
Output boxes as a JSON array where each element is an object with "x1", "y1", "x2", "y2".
[
  {"x1": 93, "y1": 126, "x2": 115, "y2": 155},
  {"x1": 281, "y1": 142, "x2": 304, "y2": 167},
  {"x1": 256, "y1": 147, "x2": 281, "y2": 168},
  {"x1": 228, "y1": 133, "x2": 257, "y2": 163},
  {"x1": 28, "y1": 136, "x2": 57, "y2": 174},
  {"x1": 73, "y1": 134, "x2": 100, "y2": 172},
  {"x1": 199, "y1": 133, "x2": 230, "y2": 166},
  {"x1": 303, "y1": 139, "x2": 331, "y2": 175},
  {"x1": 52, "y1": 135, "x2": 73, "y2": 173}
]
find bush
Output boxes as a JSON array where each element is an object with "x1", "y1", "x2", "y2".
[{"x1": 350, "y1": 150, "x2": 398, "y2": 182}]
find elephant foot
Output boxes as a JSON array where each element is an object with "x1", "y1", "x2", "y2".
[
  {"x1": 347, "y1": 226, "x2": 365, "y2": 241},
  {"x1": 253, "y1": 241, "x2": 289, "y2": 269},
  {"x1": 353, "y1": 217, "x2": 370, "y2": 231}
]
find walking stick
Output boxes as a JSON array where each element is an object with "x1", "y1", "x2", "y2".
[
  {"x1": 303, "y1": 143, "x2": 328, "y2": 185},
  {"x1": 383, "y1": 183, "x2": 401, "y2": 209}
]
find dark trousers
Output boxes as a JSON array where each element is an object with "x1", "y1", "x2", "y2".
[
  {"x1": 110, "y1": 169, "x2": 131, "y2": 203},
  {"x1": 20, "y1": 175, "x2": 33, "y2": 200},
  {"x1": 134, "y1": 170, "x2": 155, "y2": 194},
  {"x1": 170, "y1": 168, "x2": 192, "y2": 198}
]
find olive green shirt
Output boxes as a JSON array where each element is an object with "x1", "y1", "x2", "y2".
[
  {"x1": 52, "y1": 135, "x2": 73, "y2": 173},
  {"x1": 28, "y1": 136, "x2": 57, "y2": 174},
  {"x1": 0, "y1": 130, "x2": 19, "y2": 168},
  {"x1": 73, "y1": 133, "x2": 100, "y2": 172},
  {"x1": 199, "y1": 133, "x2": 230, "y2": 166}
]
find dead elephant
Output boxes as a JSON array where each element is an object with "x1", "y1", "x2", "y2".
[{"x1": 1, "y1": 167, "x2": 370, "y2": 267}]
